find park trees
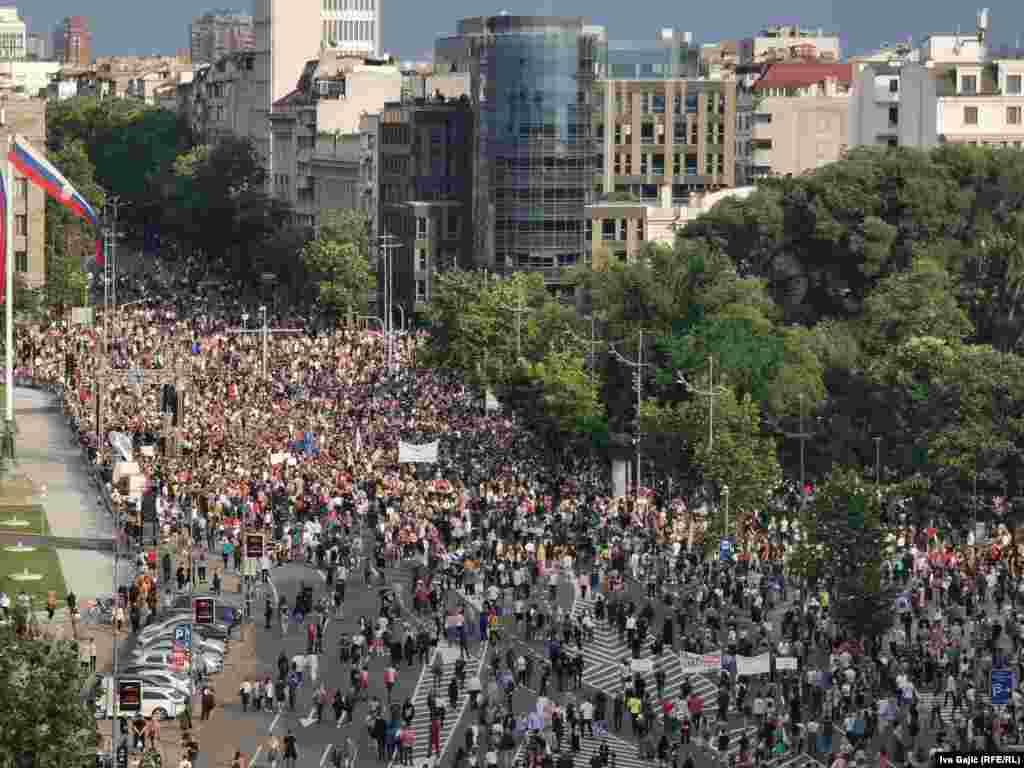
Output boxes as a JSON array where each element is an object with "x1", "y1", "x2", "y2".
[
  {"x1": 0, "y1": 609, "x2": 99, "y2": 766},
  {"x1": 300, "y1": 209, "x2": 375, "y2": 321}
]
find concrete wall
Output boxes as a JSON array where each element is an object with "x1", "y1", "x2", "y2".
[
  {"x1": 756, "y1": 94, "x2": 848, "y2": 175},
  {"x1": 316, "y1": 70, "x2": 403, "y2": 134}
]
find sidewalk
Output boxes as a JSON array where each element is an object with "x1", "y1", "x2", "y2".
[{"x1": 10, "y1": 386, "x2": 116, "y2": 601}]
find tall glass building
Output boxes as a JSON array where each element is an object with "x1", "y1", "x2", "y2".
[{"x1": 435, "y1": 16, "x2": 606, "y2": 287}]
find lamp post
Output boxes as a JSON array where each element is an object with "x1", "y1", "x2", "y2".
[
  {"x1": 376, "y1": 233, "x2": 402, "y2": 371},
  {"x1": 610, "y1": 330, "x2": 649, "y2": 502},
  {"x1": 564, "y1": 314, "x2": 601, "y2": 386},
  {"x1": 499, "y1": 286, "x2": 530, "y2": 359},
  {"x1": 722, "y1": 484, "x2": 730, "y2": 537}
]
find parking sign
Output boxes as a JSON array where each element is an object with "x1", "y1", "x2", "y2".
[{"x1": 992, "y1": 669, "x2": 1014, "y2": 706}]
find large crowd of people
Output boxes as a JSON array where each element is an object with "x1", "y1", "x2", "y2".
[{"x1": 17, "y1": 255, "x2": 1024, "y2": 768}]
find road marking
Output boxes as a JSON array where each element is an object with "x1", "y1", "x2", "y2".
[
  {"x1": 269, "y1": 712, "x2": 280, "y2": 732},
  {"x1": 300, "y1": 706, "x2": 318, "y2": 727},
  {"x1": 320, "y1": 744, "x2": 333, "y2": 767},
  {"x1": 252, "y1": 746, "x2": 263, "y2": 766}
]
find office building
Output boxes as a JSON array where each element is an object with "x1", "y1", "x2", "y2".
[
  {"x1": 54, "y1": 16, "x2": 91, "y2": 67},
  {"x1": 738, "y1": 61, "x2": 853, "y2": 181},
  {"x1": 2, "y1": 95, "x2": 46, "y2": 287},
  {"x1": 0, "y1": 61, "x2": 61, "y2": 97},
  {"x1": 190, "y1": 10, "x2": 254, "y2": 65},
  {"x1": 321, "y1": 0, "x2": 381, "y2": 58},
  {"x1": 435, "y1": 15, "x2": 605, "y2": 290},
  {"x1": 0, "y1": 7, "x2": 26, "y2": 60}
]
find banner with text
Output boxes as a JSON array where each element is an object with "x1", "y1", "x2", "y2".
[
  {"x1": 399, "y1": 440, "x2": 439, "y2": 463},
  {"x1": 679, "y1": 651, "x2": 723, "y2": 675},
  {"x1": 737, "y1": 652, "x2": 772, "y2": 676}
]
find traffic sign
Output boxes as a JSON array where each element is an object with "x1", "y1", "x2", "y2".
[
  {"x1": 719, "y1": 537, "x2": 734, "y2": 563},
  {"x1": 174, "y1": 623, "x2": 192, "y2": 648},
  {"x1": 992, "y1": 668, "x2": 1014, "y2": 705}
]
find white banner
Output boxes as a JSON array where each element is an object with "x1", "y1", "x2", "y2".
[
  {"x1": 737, "y1": 653, "x2": 771, "y2": 676},
  {"x1": 776, "y1": 656, "x2": 798, "y2": 671},
  {"x1": 399, "y1": 440, "x2": 439, "y2": 463},
  {"x1": 679, "y1": 651, "x2": 722, "y2": 675}
]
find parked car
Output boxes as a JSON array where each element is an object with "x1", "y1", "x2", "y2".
[
  {"x1": 131, "y1": 648, "x2": 223, "y2": 674},
  {"x1": 92, "y1": 676, "x2": 185, "y2": 720},
  {"x1": 140, "y1": 630, "x2": 226, "y2": 655},
  {"x1": 120, "y1": 668, "x2": 193, "y2": 695},
  {"x1": 138, "y1": 638, "x2": 225, "y2": 659}
]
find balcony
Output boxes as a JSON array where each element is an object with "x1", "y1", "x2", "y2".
[{"x1": 751, "y1": 122, "x2": 773, "y2": 140}]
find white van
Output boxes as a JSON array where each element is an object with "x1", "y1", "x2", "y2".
[{"x1": 92, "y1": 676, "x2": 185, "y2": 721}]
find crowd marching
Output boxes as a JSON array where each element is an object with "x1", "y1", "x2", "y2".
[{"x1": 15, "y1": 256, "x2": 1024, "y2": 768}]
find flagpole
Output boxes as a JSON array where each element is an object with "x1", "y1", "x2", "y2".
[{"x1": 5, "y1": 134, "x2": 14, "y2": 451}]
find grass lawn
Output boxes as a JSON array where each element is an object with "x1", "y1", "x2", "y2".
[
  {"x1": 0, "y1": 503, "x2": 50, "y2": 536},
  {"x1": 0, "y1": 545, "x2": 68, "y2": 609}
]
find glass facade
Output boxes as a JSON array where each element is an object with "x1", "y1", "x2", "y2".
[
  {"x1": 437, "y1": 17, "x2": 605, "y2": 278},
  {"x1": 606, "y1": 44, "x2": 700, "y2": 80}
]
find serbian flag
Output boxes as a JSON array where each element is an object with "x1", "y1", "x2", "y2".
[
  {"x1": 0, "y1": 164, "x2": 5, "y2": 301},
  {"x1": 8, "y1": 134, "x2": 102, "y2": 263}
]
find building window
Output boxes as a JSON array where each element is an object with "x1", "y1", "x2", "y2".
[
  {"x1": 416, "y1": 217, "x2": 427, "y2": 237},
  {"x1": 888, "y1": 106, "x2": 899, "y2": 126},
  {"x1": 624, "y1": 154, "x2": 632, "y2": 175},
  {"x1": 584, "y1": 219, "x2": 592, "y2": 242},
  {"x1": 889, "y1": 78, "x2": 899, "y2": 93},
  {"x1": 14, "y1": 251, "x2": 27, "y2": 273},
  {"x1": 601, "y1": 220, "x2": 616, "y2": 241},
  {"x1": 14, "y1": 215, "x2": 26, "y2": 236},
  {"x1": 717, "y1": 124, "x2": 725, "y2": 144},
  {"x1": 673, "y1": 153, "x2": 681, "y2": 175},
  {"x1": 1008, "y1": 106, "x2": 1022, "y2": 126},
  {"x1": 447, "y1": 212, "x2": 459, "y2": 239},
  {"x1": 417, "y1": 249, "x2": 427, "y2": 271},
  {"x1": 963, "y1": 106, "x2": 979, "y2": 125},
  {"x1": 639, "y1": 154, "x2": 648, "y2": 175},
  {"x1": 690, "y1": 122, "x2": 698, "y2": 145},
  {"x1": 652, "y1": 94, "x2": 665, "y2": 114},
  {"x1": 619, "y1": 219, "x2": 627, "y2": 241},
  {"x1": 960, "y1": 75, "x2": 977, "y2": 95},
  {"x1": 14, "y1": 178, "x2": 27, "y2": 199},
  {"x1": 672, "y1": 94, "x2": 682, "y2": 115},
  {"x1": 640, "y1": 92, "x2": 650, "y2": 114},
  {"x1": 416, "y1": 279, "x2": 426, "y2": 299},
  {"x1": 887, "y1": 137, "x2": 898, "y2": 148},
  {"x1": 1007, "y1": 75, "x2": 1022, "y2": 95}
]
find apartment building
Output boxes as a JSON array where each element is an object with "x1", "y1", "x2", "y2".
[
  {"x1": 190, "y1": 10, "x2": 254, "y2": 65},
  {"x1": 26, "y1": 32, "x2": 48, "y2": 60},
  {"x1": 53, "y1": 16, "x2": 90, "y2": 67},
  {"x1": 321, "y1": 0, "x2": 381, "y2": 58},
  {"x1": 269, "y1": 56, "x2": 404, "y2": 228},
  {"x1": 585, "y1": 186, "x2": 755, "y2": 266},
  {"x1": 922, "y1": 11, "x2": 1024, "y2": 148},
  {"x1": 0, "y1": 8, "x2": 26, "y2": 60},
  {"x1": 2, "y1": 96, "x2": 46, "y2": 287},
  {"x1": 739, "y1": 25, "x2": 841, "y2": 66},
  {"x1": 737, "y1": 62, "x2": 853, "y2": 181},
  {"x1": 848, "y1": 63, "x2": 938, "y2": 148},
  {"x1": 588, "y1": 29, "x2": 739, "y2": 263},
  {"x1": 376, "y1": 95, "x2": 474, "y2": 312},
  {"x1": 0, "y1": 61, "x2": 61, "y2": 97}
]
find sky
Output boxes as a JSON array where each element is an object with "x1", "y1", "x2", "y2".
[{"x1": 19, "y1": 0, "x2": 1024, "y2": 62}]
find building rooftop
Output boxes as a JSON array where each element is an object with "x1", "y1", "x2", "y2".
[{"x1": 753, "y1": 61, "x2": 853, "y2": 89}]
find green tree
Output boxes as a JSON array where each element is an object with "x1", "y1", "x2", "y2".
[
  {"x1": 0, "y1": 617, "x2": 99, "y2": 765},
  {"x1": 641, "y1": 385, "x2": 781, "y2": 550},
  {"x1": 300, "y1": 209, "x2": 375, "y2": 320}
]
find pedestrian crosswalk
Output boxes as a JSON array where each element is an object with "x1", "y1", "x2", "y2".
[
  {"x1": 704, "y1": 725, "x2": 826, "y2": 768},
  {"x1": 915, "y1": 690, "x2": 991, "y2": 724},
  {"x1": 569, "y1": 597, "x2": 720, "y2": 708},
  {"x1": 389, "y1": 642, "x2": 488, "y2": 768}
]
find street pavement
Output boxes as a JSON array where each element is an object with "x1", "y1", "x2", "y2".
[{"x1": 12, "y1": 386, "x2": 116, "y2": 599}]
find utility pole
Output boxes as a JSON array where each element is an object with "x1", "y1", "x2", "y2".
[
  {"x1": 376, "y1": 233, "x2": 402, "y2": 372},
  {"x1": 225, "y1": 306, "x2": 303, "y2": 378},
  {"x1": 499, "y1": 286, "x2": 530, "y2": 358},
  {"x1": 103, "y1": 196, "x2": 126, "y2": 354},
  {"x1": 610, "y1": 330, "x2": 650, "y2": 502},
  {"x1": 564, "y1": 315, "x2": 601, "y2": 386},
  {"x1": 676, "y1": 355, "x2": 727, "y2": 453}
]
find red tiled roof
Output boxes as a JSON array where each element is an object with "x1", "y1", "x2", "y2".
[
  {"x1": 272, "y1": 89, "x2": 302, "y2": 107},
  {"x1": 752, "y1": 62, "x2": 854, "y2": 89}
]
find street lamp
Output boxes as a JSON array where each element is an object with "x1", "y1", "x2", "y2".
[
  {"x1": 722, "y1": 484, "x2": 730, "y2": 537},
  {"x1": 677, "y1": 356, "x2": 727, "y2": 453}
]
